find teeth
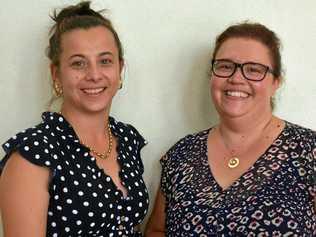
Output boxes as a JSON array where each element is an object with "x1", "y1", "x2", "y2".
[
  {"x1": 83, "y1": 88, "x2": 105, "y2": 94},
  {"x1": 226, "y1": 91, "x2": 249, "y2": 98}
]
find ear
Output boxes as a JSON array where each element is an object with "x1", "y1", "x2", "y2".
[
  {"x1": 119, "y1": 60, "x2": 124, "y2": 74},
  {"x1": 50, "y1": 63, "x2": 60, "y2": 84},
  {"x1": 271, "y1": 77, "x2": 281, "y2": 96}
]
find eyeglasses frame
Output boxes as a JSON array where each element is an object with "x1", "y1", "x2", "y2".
[{"x1": 211, "y1": 59, "x2": 276, "y2": 82}]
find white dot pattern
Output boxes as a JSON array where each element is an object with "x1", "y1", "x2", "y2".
[{"x1": 1, "y1": 112, "x2": 149, "y2": 236}]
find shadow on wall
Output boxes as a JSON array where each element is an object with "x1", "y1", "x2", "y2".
[
  {"x1": 141, "y1": 45, "x2": 219, "y2": 232},
  {"x1": 182, "y1": 45, "x2": 218, "y2": 132}
]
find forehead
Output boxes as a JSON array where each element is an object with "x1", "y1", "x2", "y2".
[
  {"x1": 60, "y1": 26, "x2": 118, "y2": 56},
  {"x1": 216, "y1": 37, "x2": 272, "y2": 65}
]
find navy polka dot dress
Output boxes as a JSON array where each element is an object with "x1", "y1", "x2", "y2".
[
  {"x1": 1, "y1": 112, "x2": 149, "y2": 237},
  {"x1": 161, "y1": 121, "x2": 316, "y2": 236}
]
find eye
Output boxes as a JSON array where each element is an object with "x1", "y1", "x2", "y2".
[
  {"x1": 100, "y1": 58, "x2": 113, "y2": 65},
  {"x1": 70, "y1": 60, "x2": 86, "y2": 69},
  {"x1": 245, "y1": 64, "x2": 265, "y2": 74},
  {"x1": 216, "y1": 62, "x2": 234, "y2": 71}
]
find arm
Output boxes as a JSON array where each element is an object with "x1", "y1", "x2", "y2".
[
  {"x1": 0, "y1": 152, "x2": 50, "y2": 237},
  {"x1": 144, "y1": 187, "x2": 166, "y2": 237}
]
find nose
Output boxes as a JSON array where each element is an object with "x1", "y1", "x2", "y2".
[
  {"x1": 228, "y1": 66, "x2": 245, "y2": 83},
  {"x1": 86, "y1": 63, "x2": 102, "y2": 82}
]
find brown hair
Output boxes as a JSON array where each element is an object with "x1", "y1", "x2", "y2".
[
  {"x1": 211, "y1": 22, "x2": 283, "y2": 109},
  {"x1": 212, "y1": 22, "x2": 282, "y2": 79},
  {"x1": 47, "y1": 1, "x2": 124, "y2": 66}
]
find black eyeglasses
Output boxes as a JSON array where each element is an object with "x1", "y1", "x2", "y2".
[{"x1": 211, "y1": 59, "x2": 276, "y2": 81}]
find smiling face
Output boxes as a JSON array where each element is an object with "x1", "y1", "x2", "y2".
[
  {"x1": 210, "y1": 37, "x2": 280, "y2": 120},
  {"x1": 51, "y1": 26, "x2": 123, "y2": 116}
]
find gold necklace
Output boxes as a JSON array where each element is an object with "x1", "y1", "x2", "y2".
[
  {"x1": 58, "y1": 111, "x2": 113, "y2": 159},
  {"x1": 218, "y1": 117, "x2": 274, "y2": 169},
  {"x1": 80, "y1": 124, "x2": 113, "y2": 159}
]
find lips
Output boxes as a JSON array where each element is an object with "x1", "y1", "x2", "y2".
[
  {"x1": 225, "y1": 90, "x2": 250, "y2": 98},
  {"x1": 82, "y1": 87, "x2": 106, "y2": 95}
]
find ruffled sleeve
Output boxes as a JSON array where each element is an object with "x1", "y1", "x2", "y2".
[
  {"x1": 1, "y1": 126, "x2": 55, "y2": 174},
  {"x1": 131, "y1": 124, "x2": 147, "y2": 152},
  {"x1": 109, "y1": 116, "x2": 147, "y2": 175},
  {"x1": 126, "y1": 124, "x2": 147, "y2": 175}
]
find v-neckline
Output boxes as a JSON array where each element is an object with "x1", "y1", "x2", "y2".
[
  {"x1": 55, "y1": 112, "x2": 130, "y2": 199},
  {"x1": 87, "y1": 130, "x2": 130, "y2": 199},
  {"x1": 205, "y1": 122, "x2": 287, "y2": 192}
]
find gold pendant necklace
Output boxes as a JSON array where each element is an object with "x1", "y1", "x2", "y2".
[
  {"x1": 228, "y1": 156, "x2": 240, "y2": 168},
  {"x1": 217, "y1": 117, "x2": 275, "y2": 169},
  {"x1": 217, "y1": 127, "x2": 241, "y2": 169}
]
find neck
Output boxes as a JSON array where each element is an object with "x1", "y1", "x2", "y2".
[
  {"x1": 218, "y1": 112, "x2": 275, "y2": 144},
  {"x1": 60, "y1": 106, "x2": 109, "y2": 143}
]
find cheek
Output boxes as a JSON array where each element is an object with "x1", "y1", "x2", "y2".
[
  {"x1": 210, "y1": 78, "x2": 222, "y2": 93},
  {"x1": 253, "y1": 84, "x2": 273, "y2": 101},
  {"x1": 61, "y1": 77, "x2": 78, "y2": 91},
  {"x1": 210, "y1": 80, "x2": 220, "y2": 101}
]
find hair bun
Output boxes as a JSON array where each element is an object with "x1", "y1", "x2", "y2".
[
  {"x1": 52, "y1": 1, "x2": 102, "y2": 23},
  {"x1": 47, "y1": 1, "x2": 124, "y2": 66}
]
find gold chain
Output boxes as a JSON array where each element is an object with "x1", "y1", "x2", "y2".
[
  {"x1": 80, "y1": 124, "x2": 113, "y2": 159},
  {"x1": 58, "y1": 111, "x2": 113, "y2": 159},
  {"x1": 217, "y1": 117, "x2": 275, "y2": 169}
]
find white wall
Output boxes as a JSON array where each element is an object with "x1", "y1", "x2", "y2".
[{"x1": 0, "y1": 0, "x2": 315, "y2": 235}]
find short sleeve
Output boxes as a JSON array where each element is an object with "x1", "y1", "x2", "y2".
[
  {"x1": 305, "y1": 130, "x2": 316, "y2": 198},
  {"x1": 109, "y1": 116, "x2": 147, "y2": 177},
  {"x1": 109, "y1": 116, "x2": 147, "y2": 153},
  {"x1": 160, "y1": 154, "x2": 171, "y2": 197},
  {"x1": 129, "y1": 124, "x2": 147, "y2": 151},
  {"x1": 289, "y1": 124, "x2": 316, "y2": 199},
  {"x1": 159, "y1": 136, "x2": 189, "y2": 199},
  {"x1": 126, "y1": 124, "x2": 147, "y2": 175},
  {"x1": 1, "y1": 128, "x2": 54, "y2": 174},
  {"x1": 312, "y1": 146, "x2": 316, "y2": 197}
]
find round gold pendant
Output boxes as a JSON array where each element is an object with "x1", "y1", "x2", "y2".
[{"x1": 228, "y1": 157, "x2": 239, "y2": 168}]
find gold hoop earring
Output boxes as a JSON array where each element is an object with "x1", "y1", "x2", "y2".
[{"x1": 53, "y1": 82, "x2": 63, "y2": 97}]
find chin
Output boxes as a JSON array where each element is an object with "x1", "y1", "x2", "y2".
[
  {"x1": 80, "y1": 102, "x2": 110, "y2": 114},
  {"x1": 216, "y1": 105, "x2": 250, "y2": 119},
  {"x1": 220, "y1": 111, "x2": 247, "y2": 119}
]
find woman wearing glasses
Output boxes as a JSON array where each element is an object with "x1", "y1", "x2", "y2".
[{"x1": 145, "y1": 22, "x2": 315, "y2": 236}]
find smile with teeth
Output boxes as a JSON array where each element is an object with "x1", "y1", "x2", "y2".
[
  {"x1": 225, "y1": 90, "x2": 249, "y2": 98},
  {"x1": 82, "y1": 87, "x2": 106, "y2": 95}
]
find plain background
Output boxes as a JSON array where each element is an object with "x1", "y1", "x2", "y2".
[{"x1": 0, "y1": 0, "x2": 315, "y2": 235}]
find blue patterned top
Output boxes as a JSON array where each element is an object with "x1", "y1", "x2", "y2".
[{"x1": 161, "y1": 121, "x2": 315, "y2": 236}]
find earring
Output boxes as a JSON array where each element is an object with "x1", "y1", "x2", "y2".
[
  {"x1": 119, "y1": 79, "x2": 123, "y2": 89},
  {"x1": 53, "y1": 82, "x2": 63, "y2": 97}
]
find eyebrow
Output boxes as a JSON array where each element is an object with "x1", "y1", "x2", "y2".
[
  {"x1": 68, "y1": 52, "x2": 114, "y2": 60},
  {"x1": 216, "y1": 58, "x2": 270, "y2": 65},
  {"x1": 99, "y1": 52, "x2": 113, "y2": 57}
]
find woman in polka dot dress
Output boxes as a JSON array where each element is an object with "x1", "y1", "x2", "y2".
[
  {"x1": 0, "y1": 2, "x2": 149, "y2": 236},
  {"x1": 145, "y1": 22, "x2": 315, "y2": 236}
]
